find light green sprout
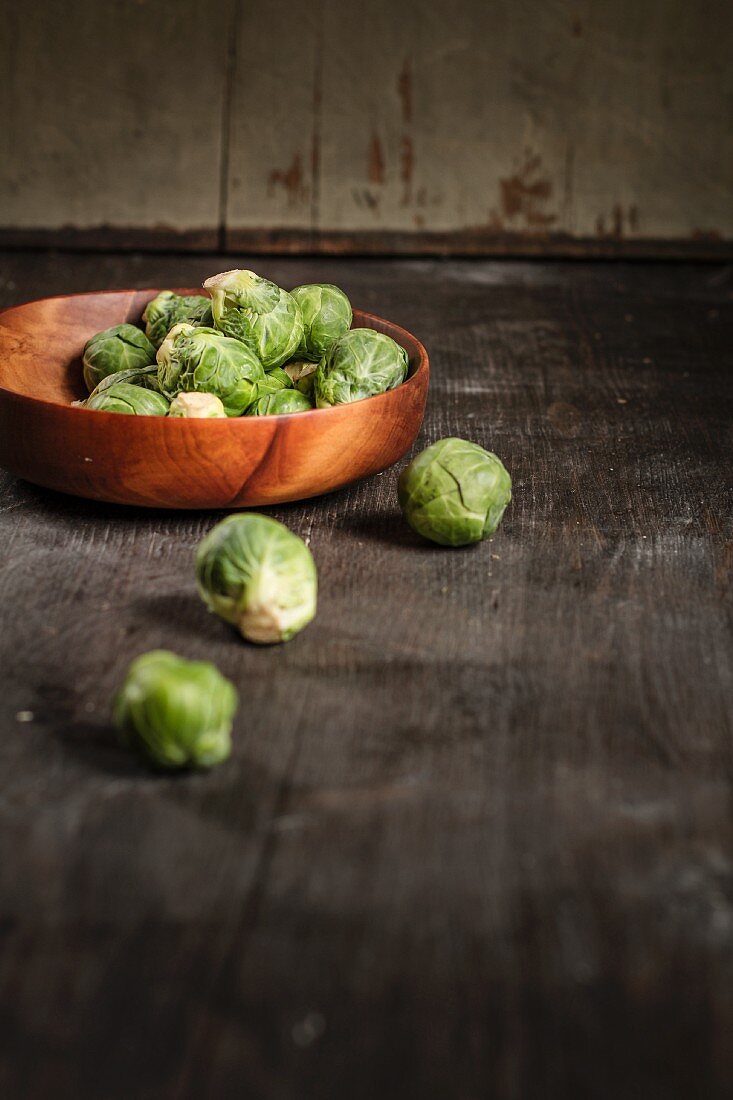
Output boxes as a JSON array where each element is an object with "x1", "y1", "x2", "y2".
[
  {"x1": 398, "y1": 438, "x2": 512, "y2": 546},
  {"x1": 157, "y1": 323, "x2": 264, "y2": 416},
  {"x1": 114, "y1": 650, "x2": 237, "y2": 769},
  {"x1": 247, "y1": 390, "x2": 313, "y2": 416},
  {"x1": 204, "y1": 269, "x2": 303, "y2": 369},
  {"x1": 168, "y1": 392, "x2": 227, "y2": 418},
  {"x1": 254, "y1": 367, "x2": 294, "y2": 400},
  {"x1": 291, "y1": 283, "x2": 352, "y2": 361},
  {"x1": 196, "y1": 514, "x2": 317, "y2": 644}
]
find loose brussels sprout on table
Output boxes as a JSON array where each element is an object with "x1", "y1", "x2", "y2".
[
  {"x1": 168, "y1": 392, "x2": 227, "y2": 418},
  {"x1": 157, "y1": 323, "x2": 265, "y2": 416},
  {"x1": 86, "y1": 382, "x2": 170, "y2": 416},
  {"x1": 291, "y1": 283, "x2": 352, "y2": 361},
  {"x1": 399, "y1": 438, "x2": 512, "y2": 546},
  {"x1": 247, "y1": 389, "x2": 313, "y2": 417},
  {"x1": 314, "y1": 328, "x2": 408, "y2": 408},
  {"x1": 204, "y1": 269, "x2": 303, "y2": 369},
  {"x1": 114, "y1": 650, "x2": 237, "y2": 770},
  {"x1": 142, "y1": 291, "x2": 213, "y2": 349},
  {"x1": 82, "y1": 324, "x2": 156, "y2": 392},
  {"x1": 196, "y1": 514, "x2": 317, "y2": 644}
]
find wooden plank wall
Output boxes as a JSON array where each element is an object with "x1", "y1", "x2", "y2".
[{"x1": 1, "y1": 0, "x2": 731, "y2": 255}]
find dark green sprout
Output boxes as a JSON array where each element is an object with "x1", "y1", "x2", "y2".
[
  {"x1": 85, "y1": 382, "x2": 170, "y2": 416},
  {"x1": 82, "y1": 324, "x2": 156, "y2": 393},
  {"x1": 398, "y1": 438, "x2": 512, "y2": 546}
]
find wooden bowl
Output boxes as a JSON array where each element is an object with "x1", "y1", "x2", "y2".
[{"x1": 0, "y1": 289, "x2": 428, "y2": 509}]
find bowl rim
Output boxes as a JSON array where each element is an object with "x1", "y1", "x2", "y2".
[{"x1": 0, "y1": 290, "x2": 429, "y2": 423}]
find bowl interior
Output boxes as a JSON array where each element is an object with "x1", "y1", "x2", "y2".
[{"x1": 0, "y1": 289, "x2": 423, "y2": 407}]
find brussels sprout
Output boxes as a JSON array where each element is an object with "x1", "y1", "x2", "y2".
[
  {"x1": 291, "y1": 283, "x2": 352, "y2": 361},
  {"x1": 283, "y1": 359, "x2": 317, "y2": 396},
  {"x1": 86, "y1": 382, "x2": 170, "y2": 416},
  {"x1": 82, "y1": 324, "x2": 156, "y2": 392},
  {"x1": 157, "y1": 323, "x2": 265, "y2": 416},
  {"x1": 114, "y1": 650, "x2": 237, "y2": 770},
  {"x1": 247, "y1": 390, "x2": 313, "y2": 417},
  {"x1": 73, "y1": 366, "x2": 162, "y2": 408},
  {"x1": 89, "y1": 364, "x2": 163, "y2": 395},
  {"x1": 398, "y1": 438, "x2": 512, "y2": 547},
  {"x1": 196, "y1": 514, "x2": 317, "y2": 644},
  {"x1": 314, "y1": 328, "x2": 408, "y2": 407},
  {"x1": 169, "y1": 392, "x2": 227, "y2": 418},
  {"x1": 254, "y1": 366, "x2": 293, "y2": 399},
  {"x1": 204, "y1": 269, "x2": 303, "y2": 369},
  {"x1": 142, "y1": 291, "x2": 213, "y2": 349}
]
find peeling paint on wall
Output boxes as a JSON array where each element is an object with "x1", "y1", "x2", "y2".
[
  {"x1": 397, "y1": 58, "x2": 413, "y2": 124},
  {"x1": 400, "y1": 137, "x2": 414, "y2": 205},
  {"x1": 268, "y1": 154, "x2": 306, "y2": 206},
  {"x1": 368, "y1": 135, "x2": 386, "y2": 186},
  {"x1": 1, "y1": 0, "x2": 730, "y2": 253},
  {"x1": 498, "y1": 153, "x2": 557, "y2": 229},
  {"x1": 596, "y1": 205, "x2": 642, "y2": 239}
]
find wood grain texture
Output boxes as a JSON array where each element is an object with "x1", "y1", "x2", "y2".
[
  {"x1": 0, "y1": 251, "x2": 732, "y2": 1097},
  {"x1": 0, "y1": 0, "x2": 731, "y2": 254},
  {"x1": 0, "y1": 294, "x2": 428, "y2": 508}
]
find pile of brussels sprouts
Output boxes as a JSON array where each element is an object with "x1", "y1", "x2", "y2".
[
  {"x1": 114, "y1": 438, "x2": 512, "y2": 773},
  {"x1": 78, "y1": 269, "x2": 409, "y2": 417}
]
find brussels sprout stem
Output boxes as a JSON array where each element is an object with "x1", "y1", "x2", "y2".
[{"x1": 239, "y1": 564, "x2": 300, "y2": 644}]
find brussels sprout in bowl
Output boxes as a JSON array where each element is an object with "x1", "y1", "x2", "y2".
[
  {"x1": 169, "y1": 392, "x2": 227, "y2": 418},
  {"x1": 314, "y1": 328, "x2": 409, "y2": 408},
  {"x1": 283, "y1": 359, "x2": 318, "y2": 397},
  {"x1": 291, "y1": 284, "x2": 352, "y2": 361},
  {"x1": 204, "y1": 269, "x2": 303, "y2": 369},
  {"x1": 247, "y1": 389, "x2": 313, "y2": 417},
  {"x1": 86, "y1": 382, "x2": 170, "y2": 417},
  {"x1": 157, "y1": 323, "x2": 265, "y2": 416},
  {"x1": 0, "y1": 287, "x2": 429, "y2": 508},
  {"x1": 82, "y1": 324, "x2": 156, "y2": 393},
  {"x1": 142, "y1": 291, "x2": 213, "y2": 349}
]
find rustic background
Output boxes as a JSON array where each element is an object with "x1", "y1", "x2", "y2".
[
  {"x1": 1, "y1": 0, "x2": 731, "y2": 255},
  {"x1": 1, "y1": 251, "x2": 732, "y2": 1098}
]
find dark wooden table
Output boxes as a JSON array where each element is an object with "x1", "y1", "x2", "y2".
[{"x1": 0, "y1": 252, "x2": 731, "y2": 1099}]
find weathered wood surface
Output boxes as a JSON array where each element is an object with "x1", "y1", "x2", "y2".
[
  {"x1": 0, "y1": 0, "x2": 231, "y2": 249},
  {"x1": 0, "y1": 251, "x2": 732, "y2": 1098},
  {"x1": 0, "y1": 0, "x2": 731, "y2": 254}
]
